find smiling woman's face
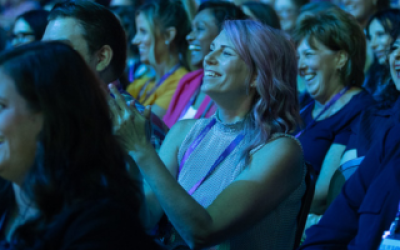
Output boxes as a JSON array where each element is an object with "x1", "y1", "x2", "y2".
[
  {"x1": 368, "y1": 18, "x2": 393, "y2": 65},
  {"x1": 0, "y1": 69, "x2": 43, "y2": 184},
  {"x1": 202, "y1": 30, "x2": 251, "y2": 97},
  {"x1": 389, "y1": 38, "x2": 400, "y2": 91},
  {"x1": 297, "y1": 38, "x2": 343, "y2": 103},
  {"x1": 12, "y1": 18, "x2": 35, "y2": 47},
  {"x1": 186, "y1": 9, "x2": 220, "y2": 68}
]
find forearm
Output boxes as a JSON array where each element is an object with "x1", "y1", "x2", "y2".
[
  {"x1": 312, "y1": 144, "x2": 346, "y2": 214},
  {"x1": 130, "y1": 146, "x2": 215, "y2": 248}
]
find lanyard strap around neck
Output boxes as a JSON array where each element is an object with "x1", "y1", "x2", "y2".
[
  {"x1": 138, "y1": 63, "x2": 180, "y2": 103},
  {"x1": 179, "y1": 118, "x2": 245, "y2": 195},
  {"x1": 296, "y1": 86, "x2": 350, "y2": 138}
]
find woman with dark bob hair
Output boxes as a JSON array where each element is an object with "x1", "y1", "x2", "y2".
[
  {"x1": 110, "y1": 19, "x2": 306, "y2": 250},
  {"x1": 293, "y1": 6, "x2": 375, "y2": 218},
  {"x1": 0, "y1": 42, "x2": 159, "y2": 249}
]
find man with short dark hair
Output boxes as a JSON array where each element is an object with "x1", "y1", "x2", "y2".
[{"x1": 42, "y1": 0, "x2": 166, "y2": 150}]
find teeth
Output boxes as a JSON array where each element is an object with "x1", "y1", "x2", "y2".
[
  {"x1": 189, "y1": 45, "x2": 201, "y2": 51},
  {"x1": 205, "y1": 71, "x2": 219, "y2": 77},
  {"x1": 305, "y1": 75, "x2": 316, "y2": 81}
]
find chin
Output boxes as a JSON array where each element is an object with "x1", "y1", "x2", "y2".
[{"x1": 191, "y1": 59, "x2": 202, "y2": 69}]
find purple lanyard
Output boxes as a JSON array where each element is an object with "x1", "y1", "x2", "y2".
[
  {"x1": 296, "y1": 86, "x2": 350, "y2": 138},
  {"x1": 200, "y1": 100, "x2": 214, "y2": 118},
  {"x1": 138, "y1": 64, "x2": 180, "y2": 103},
  {"x1": 179, "y1": 118, "x2": 245, "y2": 195}
]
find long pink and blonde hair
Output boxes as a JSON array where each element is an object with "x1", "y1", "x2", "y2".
[{"x1": 223, "y1": 20, "x2": 300, "y2": 162}]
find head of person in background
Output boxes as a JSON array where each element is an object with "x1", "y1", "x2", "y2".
[
  {"x1": 293, "y1": 7, "x2": 366, "y2": 105},
  {"x1": 241, "y1": 1, "x2": 281, "y2": 29},
  {"x1": 12, "y1": 10, "x2": 49, "y2": 47},
  {"x1": 274, "y1": 0, "x2": 309, "y2": 33},
  {"x1": 43, "y1": 0, "x2": 167, "y2": 152},
  {"x1": 109, "y1": 5, "x2": 139, "y2": 88},
  {"x1": 299, "y1": 1, "x2": 337, "y2": 17},
  {"x1": 366, "y1": 9, "x2": 400, "y2": 65},
  {"x1": 0, "y1": 41, "x2": 158, "y2": 248},
  {"x1": 43, "y1": 0, "x2": 127, "y2": 85},
  {"x1": 187, "y1": 0, "x2": 247, "y2": 69},
  {"x1": 361, "y1": 9, "x2": 400, "y2": 104},
  {"x1": 132, "y1": 0, "x2": 191, "y2": 71},
  {"x1": 341, "y1": 0, "x2": 390, "y2": 29},
  {"x1": 126, "y1": 0, "x2": 191, "y2": 118}
]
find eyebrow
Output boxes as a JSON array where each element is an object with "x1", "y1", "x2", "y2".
[{"x1": 220, "y1": 44, "x2": 236, "y2": 50}]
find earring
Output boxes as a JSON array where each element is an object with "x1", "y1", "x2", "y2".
[{"x1": 165, "y1": 41, "x2": 169, "y2": 45}]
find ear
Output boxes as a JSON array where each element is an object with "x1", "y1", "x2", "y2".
[
  {"x1": 336, "y1": 50, "x2": 348, "y2": 71},
  {"x1": 164, "y1": 27, "x2": 177, "y2": 45},
  {"x1": 94, "y1": 45, "x2": 113, "y2": 72},
  {"x1": 250, "y1": 71, "x2": 258, "y2": 88}
]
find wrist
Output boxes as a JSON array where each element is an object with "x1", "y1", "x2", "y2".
[{"x1": 128, "y1": 143, "x2": 155, "y2": 164}]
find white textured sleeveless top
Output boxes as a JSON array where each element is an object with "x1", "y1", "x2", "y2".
[{"x1": 177, "y1": 116, "x2": 306, "y2": 250}]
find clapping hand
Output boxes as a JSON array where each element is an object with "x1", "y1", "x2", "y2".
[{"x1": 108, "y1": 84, "x2": 152, "y2": 153}]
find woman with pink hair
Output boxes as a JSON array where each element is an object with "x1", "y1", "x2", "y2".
[{"x1": 110, "y1": 19, "x2": 305, "y2": 250}]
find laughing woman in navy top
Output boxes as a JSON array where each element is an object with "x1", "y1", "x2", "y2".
[{"x1": 293, "y1": 7, "x2": 375, "y2": 217}]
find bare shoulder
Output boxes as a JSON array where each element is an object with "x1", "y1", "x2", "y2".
[
  {"x1": 251, "y1": 135, "x2": 304, "y2": 172},
  {"x1": 161, "y1": 119, "x2": 199, "y2": 151},
  {"x1": 169, "y1": 119, "x2": 198, "y2": 140},
  {"x1": 255, "y1": 135, "x2": 303, "y2": 158}
]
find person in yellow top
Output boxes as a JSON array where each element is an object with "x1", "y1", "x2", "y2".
[{"x1": 127, "y1": 0, "x2": 190, "y2": 119}]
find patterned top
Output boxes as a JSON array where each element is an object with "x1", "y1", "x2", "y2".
[
  {"x1": 177, "y1": 115, "x2": 306, "y2": 250},
  {"x1": 127, "y1": 67, "x2": 188, "y2": 109}
]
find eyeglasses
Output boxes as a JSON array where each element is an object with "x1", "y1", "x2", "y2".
[
  {"x1": 11, "y1": 32, "x2": 35, "y2": 46},
  {"x1": 12, "y1": 31, "x2": 35, "y2": 38}
]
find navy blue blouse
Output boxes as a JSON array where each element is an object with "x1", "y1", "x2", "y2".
[
  {"x1": 296, "y1": 90, "x2": 375, "y2": 173},
  {"x1": 346, "y1": 97, "x2": 400, "y2": 156},
  {"x1": 299, "y1": 122, "x2": 400, "y2": 250}
]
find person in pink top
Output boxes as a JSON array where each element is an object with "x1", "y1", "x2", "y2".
[{"x1": 163, "y1": 1, "x2": 246, "y2": 128}]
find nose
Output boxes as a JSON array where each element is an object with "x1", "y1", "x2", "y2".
[
  {"x1": 186, "y1": 30, "x2": 195, "y2": 42},
  {"x1": 132, "y1": 33, "x2": 140, "y2": 45},
  {"x1": 204, "y1": 49, "x2": 217, "y2": 67},
  {"x1": 370, "y1": 35, "x2": 378, "y2": 50},
  {"x1": 391, "y1": 47, "x2": 400, "y2": 60},
  {"x1": 297, "y1": 55, "x2": 306, "y2": 73}
]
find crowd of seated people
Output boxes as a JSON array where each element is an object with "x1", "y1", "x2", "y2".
[{"x1": 1, "y1": 0, "x2": 400, "y2": 250}]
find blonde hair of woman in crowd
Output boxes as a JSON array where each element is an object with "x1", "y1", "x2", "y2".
[
  {"x1": 110, "y1": 19, "x2": 306, "y2": 250},
  {"x1": 127, "y1": 0, "x2": 190, "y2": 119}
]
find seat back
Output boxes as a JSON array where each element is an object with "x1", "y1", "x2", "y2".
[{"x1": 293, "y1": 162, "x2": 317, "y2": 249}]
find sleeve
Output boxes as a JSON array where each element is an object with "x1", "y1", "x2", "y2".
[
  {"x1": 333, "y1": 128, "x2": 351, "y2": 145},
  {"x1": 299, "y1": 126, "x2": 395, "y2": 249},
  {"x1": 60, "y1": 201, "x2": 159, "y2": 250}
]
